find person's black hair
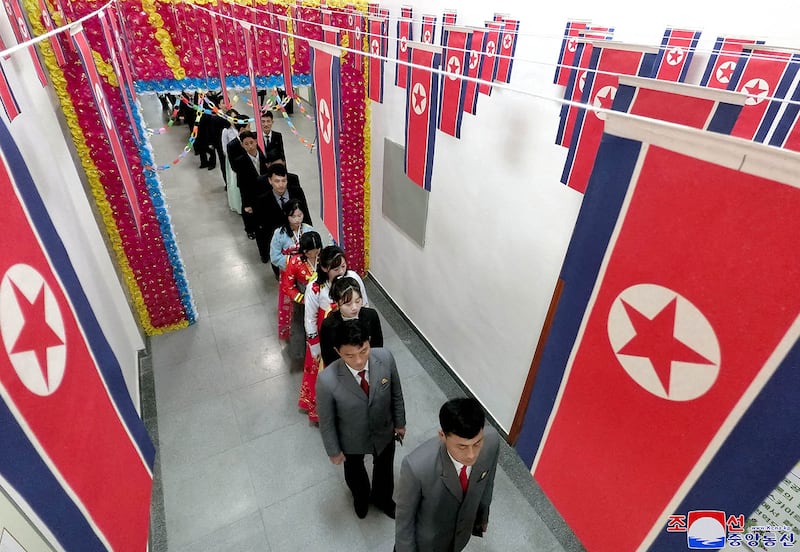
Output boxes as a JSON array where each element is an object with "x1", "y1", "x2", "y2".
[
  {"x1": 278, "y1": 198, "x2": 304, "y2": 236},
  {"x1": 333, "y1": 318, "x2": 370, "y2": 349},
  {"x1": 439, "y1": 398, "x2": 485, "y2": 439},
  {"x1": 239, "y1": 130, "x2": 258, "y2": 143},
  {"x1": 330, "y1": 276, "x2": 362, "y2": 305},
  {"x1": 298, "y1": 231, "x2": 323, "y2": 259},
  {"x1": 262, "y1": 110, "x2": 274, "y2": 120},
  {"x1": 265, "y1": 148, "x2": 286, "y2": 166},
  {"x1": 317, "y1": 245, "x2": 345, "y2": 284},
  {"x1": 266, "y1": 163, "x2": 287, "y2": 179}
]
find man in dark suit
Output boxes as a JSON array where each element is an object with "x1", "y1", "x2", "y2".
[
  {"x1": 261, "y1": 111, "x2": 285, "y2": 162},
  {"x1": 253, "y1": 161, "x2": 312, "y2": 273},
  {"x1": 231, "y1": 131, "x2": 268, "y2": 242},
  {"x1": 395, "y1": 398, "x2": 500, "y2": 552},
  {"x1": 316, "y1": 319, "x2": 406, "y2": 520}
]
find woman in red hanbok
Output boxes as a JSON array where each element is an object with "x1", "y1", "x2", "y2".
[{"x1": 279, "y1": 232, "x2": 322, "y2": 361}]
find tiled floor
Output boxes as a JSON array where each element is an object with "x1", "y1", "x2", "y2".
[{"x1": 142, "y1": 94, "x2": 583, "y2": 551}]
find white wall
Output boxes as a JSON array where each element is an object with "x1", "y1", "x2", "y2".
[
  {"x1": 368, "y1": 1, "x2": 800, "y2": 431},
  {"x1": 0, "y1": 19, "x2": 144, "y2": 406}
]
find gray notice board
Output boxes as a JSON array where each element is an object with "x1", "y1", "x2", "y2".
[{"x1": 381, "y1": 138, "x2": 429, "y2": 247}]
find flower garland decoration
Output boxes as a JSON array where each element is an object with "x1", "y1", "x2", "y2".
[
  {"x1": 25, "y1": 0, "x2": 193, "y2": 334},
  {"x1": 141, "y1": 0, "x2": 186, "y2": 80}
]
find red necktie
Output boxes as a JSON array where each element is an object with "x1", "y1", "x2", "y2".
[
  {"x1": 358, "y1": 370, "x2": 369, "y2": 395},
  {"x1": 459, "y1": 465, "x2": 469, "y2": 494}
]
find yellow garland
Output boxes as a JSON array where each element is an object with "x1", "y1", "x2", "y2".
[
  {"x1": 142, "y1": 0, "x2": 186, "y2": 80},
  {"x1": 361, "y1": 14, "x2": 370, "y2": 272},
  {"x1": 92, "y1": 50, "x2": 119, "y2": 87},
  {"x1": 23, "y1": 0, "x2": 189, "y2": 335},
  {"x1": 284, "y1": 3, "x2": 296, "y2": 69}
]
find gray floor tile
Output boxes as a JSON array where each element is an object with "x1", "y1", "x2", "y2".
[
  {"x1": 172, "y1": 510, "x2": 270, "y2": 552},
  {"x1": 261, "y1": 478, "x2": 369, "y2": 552},
  {"x1": 150, "y1": 321, "x2": 218, "y2": 366},
  {"x1": 230, "y1": 371, "x2": 305, "y2": 442},
  {"x1": 158, "y1": 393, "x2": 242, "y2": 468},
  {"x1": 244, "y1": 421, "x2": 339, "y2": 508},
  {"x1": 162, "y1": 446, "x2": 259, "y2": 550},
  {"x1": 152, "y1": 349, "x2": 226, "y2": 414},
  {"x1": 210, "y1": 303, "x2": 277, "y2": 351},
  {"x1": 217, "y1": 336, "x2": 292, "y2": 390}
]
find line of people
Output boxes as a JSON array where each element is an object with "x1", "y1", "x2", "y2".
[{"x1": 206, "y1": 99, "x2": 503, "y2": 551}]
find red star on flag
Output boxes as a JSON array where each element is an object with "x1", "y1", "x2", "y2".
[
  {"x1": 8, "y1": 281, "x2": 63, "y2": 386},
  {"x1": 616, "y1": 298, "x2": 714, "y2": 395}
]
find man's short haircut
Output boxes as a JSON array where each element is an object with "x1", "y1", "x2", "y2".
[
  {"x1": 334, "y1": 318, "x2": 370, "y2": 349},
  {"x1": 266, "y1": 163, "x2": 288, "y2": 179},
  {"x1": 262, "y1": 110, "x2": 274, "y2": 120},
  {"x1": 265, "y1": 149, "x2": 285, "y2": 165},
  {"x1": 439, "y1": 398, "x2": 485, "y2": 439},
  {"x1": 239, "y1": 130, "x2": 257, "y2": 142}
]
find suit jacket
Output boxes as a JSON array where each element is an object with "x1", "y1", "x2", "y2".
[
  {"x1": 395, "y1": 426, "x2": 500, "y2": 552},
  {"x1": 265, "y1": 130, "x2": 285, "y2": 160},
  {"x1": 252, "y1": 174, "x2": 312, "y2": 236},
  {"x1": 319, "y1": 308, "x2": 383, "y2": 367},
  {"x1": 316, "y1": 347, "x2": 405, "y2": 457},
  {"x1": 231, "y1": 149, "x2": 268, "y2": 208}
]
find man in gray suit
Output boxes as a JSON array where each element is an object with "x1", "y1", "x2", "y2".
[
  {"x1": 316, "y1": 319, "x2": 406, "y2": 519},
  {"x1": 395, "y1": 398, "x2": 500, "y2": 552}
]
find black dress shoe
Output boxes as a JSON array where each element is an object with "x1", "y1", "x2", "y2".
[
  {"x1": 373, "y1": 499, "x2": 395, "y2": 519},
  {"x1": 354, "y1": 497, "x2": 368, "y2": 519},
  {"x1": 199, "y1": 163, "x2": 208, "y2": 168},
  {"x1": 247, "y1": 232, "x2": 256, "y2": 240}
]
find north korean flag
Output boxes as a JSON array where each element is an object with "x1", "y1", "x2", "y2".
[
  {"x1": 240, "y1": 21, "x2": 266, "y2": 151},
  {"x1": 400, "y1": 5, "x2": 412, "y2": 18},
  {"x1": 442, "y1": 9, "x2": 457, "y2": 26},
  {"x1": 71, "y1": 25, "x2": 143, "y2": 233},
  {"x1": 478, "y1": 21, "x2": 503, "y2": 95},
  {"x1": 350, "y1": 12, "x2": 365, "y2": 71},
  {"x1": 769, "y1": 84, "x2": 800, "y2": 152},
  {"x1": 421, "y1": 14, "x2": 436, "y2": 44},
  {"x1": 521, "y1": 113, "x2": 800, "y2": 552},
  {"x1": 310, "y1": 40, "x2": 344, "y2": 245},
  {"x1": 438, "y1": 26, "x2": 471, "y2": 138},
  {"x1": 462, "y1": 28, "x2": 486, "y2": 115},
  {"x1": 322, "y1": 24, "x2": 339, "y2": 47},
  {"x1": 395, "y1": 17, "x2": 413, "y2": 88},
  {"x1": 368, "y1": 16, "x2": 387, "y2": 103},
  {"x1": 613, "y1": 75, "x2": 745, "y2": 134},
  {"x1": 562, "y1": 42, "x2": 657, "y2": 193},
  {"x1": 555, "y1": 29, "x2": 614, "y2": 147},
  {"x1": 494, "y1": 17, "x2": 519, "y2": 84},
  {"x1": 699, "y1": 36, "x2": 762, "y2": 89},
  {"x1": 650, "y1": 27, "x2": 701, "y2": 82},
  {"x1": 278, "y1": 15, "x2": 295, "y2": 99},
  {"x1": 554, "y1": 19, "x2": 589, "y2": 86},
  {"x1": 0, "y1": 63, "x2": 20, "y2": 121},
  {"x1": 3, "y1": 0, "x2": 48, "y2": 87},
  {"x1": 725, "y1": 45, "x2": 800, "y2": 142},
  {"x1": 98, "y1": 10, "x2": 140, "y2": 144},
  {"x1": 405, "y1": 41, "x2": 442, "y2": 191},
  {"x1": 35, "y1": 0, "x2": 66, "y2": 66},
  {"x1": 0, "y1": 103, "x2": 154, "y2": 550}
]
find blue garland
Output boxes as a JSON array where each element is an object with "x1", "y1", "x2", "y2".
[
  {"x1": 134, "y1": 74, "x2": 311, "y2": 94},
  {"x1": 129, "y1": 90, "x2": 197, "y2": 325}
]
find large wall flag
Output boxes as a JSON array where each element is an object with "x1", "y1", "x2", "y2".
[
  {"x1": 462, "y1": 28, "x2": 486, "y2": 115},
  {"x1": 404, "y1": 41, "x2": 442, "y2": 191},
  {"x1": 309, "y1": 40, "x2": 343, "y2": 245},
  {"x1": 321, "y1": 24, "x2": 339, "y2": 47},
  {"x1": 421, "y1": 14, "x2": 436, "y2": 44},
  {"x1": 699, "y1": 36, "x2": 762, "y2": 89},
  {"x1": 209, "y1": 12, "x2": 230, "y2": 107},
  {"x1": 71, "y1": 25, "x2": 142, "y2": 233},
  {"x1": 725, "y1": 45, "x2": 800, "y2": 142},
  {"x1": 278, "y1": 15, "x2": 294, "y2": 99},
  {"x1": 0, "y1": 105, "x2": 154, "y2": 551},
  {"x1": 562, "y1": 42, "x2": 657, "y2": 193},
  {"x1": 517, "y1": 113, "x2": 800, "y2": 552},
  {"x1": 368, "y1": 15, "x2": 387, "y2": 103},
  {"x1": 478, "y1": 21, "x2": 502, "y2": 95},
  {"x1": 494, "y1": 17, "x2": 519, "y2": 84},
  {"x1": 650, "y1": 27, "x2": 701, "y2": 82},
  {"x1": 395, "y1": 17, "x2": 413, "y2": 88},
  {"x1": 3, "y1": 0, "x2": 48, "y2": 87},
  {"x1": 613, "y1": 75, "x2": 745, "y2": 134},
  {"x1": 769, "y1": 84, "x2": 800, "y2": 152},
  {"x1": 438, "y1": 26, "x2": 471, "y2": 138},
  {"x1": 554, "y1": 19, "x2": 589, "y2": 86}
]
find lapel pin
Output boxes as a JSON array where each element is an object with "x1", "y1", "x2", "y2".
[
  {"x1": 479, "y1": 471, "x2": 488, "y2": 480},
  {"x1": 381, "y1": 377, "x2": 388, "y2": 385}
]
